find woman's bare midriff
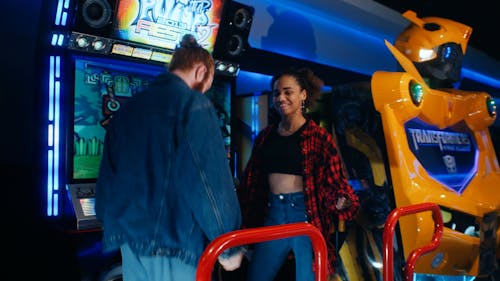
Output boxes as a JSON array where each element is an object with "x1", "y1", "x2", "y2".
[{"x1": 268, "y1": 173, "x2": 304, "y2": 194}]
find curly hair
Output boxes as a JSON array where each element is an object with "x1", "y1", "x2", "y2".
[{"x1": 270, "y1": 67, "x2": 324, "y2": 111}]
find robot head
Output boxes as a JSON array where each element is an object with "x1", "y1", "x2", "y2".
[{"x1": 394, "y1": 10, "x2": 472, "y2": 88}]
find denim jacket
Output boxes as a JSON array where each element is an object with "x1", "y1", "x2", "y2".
[{"x1": 95, "y1": 72, "x2": 241, "y2": 266}]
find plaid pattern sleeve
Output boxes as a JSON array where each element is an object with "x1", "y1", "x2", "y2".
[
  {"x1": 326, "y1": 141, "x2": 360, "y2": 221},
  {"x1": 302, "y1": 121, "x2": 359, "y2": 223},
  {"x1": 301, "y1": 120, "x2": 360, "y2": 274}
]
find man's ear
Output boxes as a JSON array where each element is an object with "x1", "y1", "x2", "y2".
[{"x1": 194, "y1": 64, "x2": 207, "y2": 83}]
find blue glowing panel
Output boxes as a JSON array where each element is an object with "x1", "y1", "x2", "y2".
[
  {"x1": 239, "y1": 0, "x2": 500, "y2": 89},
  {"x1": 405, "y1": 119, "x2": 477, "y2": 194},
  {"x1": 236, "y1": 70, "x2": 272, "y2": 95},
  {"x1": 240, "y1": 0, "x2": 400, "y2": 75}
]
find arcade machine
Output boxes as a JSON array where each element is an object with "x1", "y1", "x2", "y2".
[
  {"x1": 327, "y1": 10, "x2": 500, "y2": 281},
  {"x1": 36, "y1": 0, "x2": 253, "y2": 280}
]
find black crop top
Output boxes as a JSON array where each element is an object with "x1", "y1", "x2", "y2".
[{"x1": 261, "y1": 123, "x2": 306, "y2": 175}]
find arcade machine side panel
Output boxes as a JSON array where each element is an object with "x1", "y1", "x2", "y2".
[
  {"x1": 232, "y1": 92, "x2": 270, "y2": 177},
  {"x1": 323, "y1": 82, "x2": 396, "y2": 281},
  {"x1": 371, "y1": 66, "x2": 500, "y2": 277}
]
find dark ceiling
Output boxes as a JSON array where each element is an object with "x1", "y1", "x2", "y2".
[{"x1": 373, "y1": 0, "x2": 498, "y2": 62}]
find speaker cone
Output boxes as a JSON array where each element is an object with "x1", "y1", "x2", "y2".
[{"x1": 82, "y1": 0, "x2": 112, "y2": 29}]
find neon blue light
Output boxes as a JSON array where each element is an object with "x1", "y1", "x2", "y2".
[
  {"x1": 51, "y1": 34, "x2": 58, "y2": 46},
  {"x1": 54, "y1": 79, "x2": 60, "y2": 191},
  {"x1": 310, "y1": 19, "x2": 385, "y2": 76},
  {"x1": 314, "y1": 13, "x2": 382, "y2": 44},
  {"x1": 443, "y1": 46, "x2": 452, "y2": 59},
  {"x1": 49, "y1": 56, "x2": 54, "y2": 121},
  {"x1": 462, "y1": 68, "x2": 500, "y2": 89},
  {"x1": 48, "y1": 124, "x2": 53, "y2": 147},
  {"x1": 273, "y1": 0, "x2": 372, "y2": 37},
  {"x1": 55, "y1": 0, "x2": 63, "y2": 25},
  {"x1": 56, "y1": 56, "x2": 61, "y2": 78},
  {"x1": 47, "y1": 150, "x2": 53, "y2": 216},
  {"x1": 255, "y1": 99, "x2": 259, "y2": 134},
  {"x1": 251, "y1": 95, "x2": 259, "y2": 135},
  {"x1": 233, "y1": 152, "x2": 238, "y2": 178},
  {"x1": 253, "y1": 0, "x2": 385, "y2": 75},
  {"x1": 64, "y1": 0, "x2": 69, "y2": 9},
  {"x1": 250, "y1": 95, "x2": 259, "y2": 142},
  {"x1": 239, "y1": 70, "x2": 272, "y2": 84},
  {"x1": 236, "y1": 70, "x2": 272, "y2": 95},
  {"x1": 54, "y1": 55, "x2": 61, "y2": 194},
  {"x1": 57, "y1": 34, "x2": 64, "y2": 46},
  {"x1": 53, "y1": 194, "x2": 59, "y2": 216},
  {"x1": 61, "y1": 12, "x2": 68, "y2": 26},
  {"x1": 47, "y1": 56, "x2": 56, "y2": 216},
  {"x1": 46, "y1": 55, "x2": 62, "y2": 216},
  {"x1": 251, "y1": 96, "x2": 256, "y2": 134}
]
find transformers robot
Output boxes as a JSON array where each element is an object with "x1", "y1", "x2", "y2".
[{"x1": 370, "y1": 10, "x2": 500, "y2": 280}]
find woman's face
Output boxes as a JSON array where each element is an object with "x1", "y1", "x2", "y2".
[{"x1": 272, "y1": 75, "x2": 306, "y2": 117}]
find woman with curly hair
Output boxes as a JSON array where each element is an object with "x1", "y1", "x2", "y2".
[{"x1": 237, "y1": 67, "x2": 359, "y2": 281}]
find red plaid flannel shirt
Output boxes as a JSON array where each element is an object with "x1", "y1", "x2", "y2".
[{"x1": 237, "y1": 119, "x2": 360, "y2": 275}]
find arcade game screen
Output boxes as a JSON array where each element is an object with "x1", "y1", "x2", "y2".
[
  {"x1": 71, "y1": 56, "x2": 232, "y2": 181},
  {"x1": 72, "y1": 56, "x2": 165, "y2": 180}
]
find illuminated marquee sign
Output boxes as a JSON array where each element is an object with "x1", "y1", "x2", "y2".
[
  {"x1": 114, "y1": 0, "x2": 225, "y2": 53},
  {"x1": 405, "y1": 119, "x2": 477, "y2": 194}
]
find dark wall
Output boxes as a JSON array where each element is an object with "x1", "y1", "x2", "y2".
[
  {"x1": 1, "y1": 2, "x2": 39, "y2": 168},
  {"x1": 1, "y1": 1, "x2": 80, "y2": 280},
  {"x1": 1, "y1": 0, "x2": 40, "y2": 220}
]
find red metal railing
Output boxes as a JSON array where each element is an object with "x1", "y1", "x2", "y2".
[
  {"x1": 196, "y1": 222, "x2": 328, "y2": 281},
  {"x1": 383, "y1": 202, "x2": 444, "y2": 281}
]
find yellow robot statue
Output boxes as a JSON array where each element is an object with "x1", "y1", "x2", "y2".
[{"x1": 371, "y1": 10, "x2": 499, "y2": 279}]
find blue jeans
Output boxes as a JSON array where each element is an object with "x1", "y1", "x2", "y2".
[
  {"x1": 247, "y1": 192, "x2": 314, "y2": 281},
  {"x1": 120, "y1": 243, "x2": 199, "y2": 281}
]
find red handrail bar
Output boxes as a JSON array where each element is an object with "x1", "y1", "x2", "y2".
[
  {"x1": 196, "y1": 222, "x2": 328, "y2": 281},
  {"x1": 383, "y1": 202, "x2": 443, "y2": 281}
]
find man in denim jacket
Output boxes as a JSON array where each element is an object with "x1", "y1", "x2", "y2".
[{"x1": 95, "y1": 34, "x2": 243, "y2": 281}]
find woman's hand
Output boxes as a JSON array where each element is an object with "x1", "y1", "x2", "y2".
[{"x1": 335, "y1": 196, "x2": 351, "y2": 210}]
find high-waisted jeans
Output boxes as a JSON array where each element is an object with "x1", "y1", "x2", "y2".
[{"x1": 246, "y1": 192, "x2": 314, "y2": 281}]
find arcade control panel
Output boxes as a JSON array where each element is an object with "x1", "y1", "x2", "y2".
[{"x1": 67, "y1": 183, "x2": 101, "y2": 230}]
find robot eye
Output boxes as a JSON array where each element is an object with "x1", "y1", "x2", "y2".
[
  {"x1": 442, "y1": 46, "x2": 453, "y2": 59},
  {"x1": 438, "y1": 43, "x2": 462, "y2": 62},
  {"x1": 424, "y1": 22, "x2": 441, "y2": 31}
]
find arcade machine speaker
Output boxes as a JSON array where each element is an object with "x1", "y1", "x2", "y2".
[
  {"x1": 213, "y1": 0, "x2": 255, "y2": 62},
  {"x1": 73, "y1": 0, "x2": 116, "y2": 36}
]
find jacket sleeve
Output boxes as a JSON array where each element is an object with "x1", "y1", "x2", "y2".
[{"x1": 181, "y1": 94, "x2": 242, "y2": 257}]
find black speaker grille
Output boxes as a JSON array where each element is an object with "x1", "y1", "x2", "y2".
[{"x1": 213, "y1": 1, "x2": 255, "y2": 60}]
